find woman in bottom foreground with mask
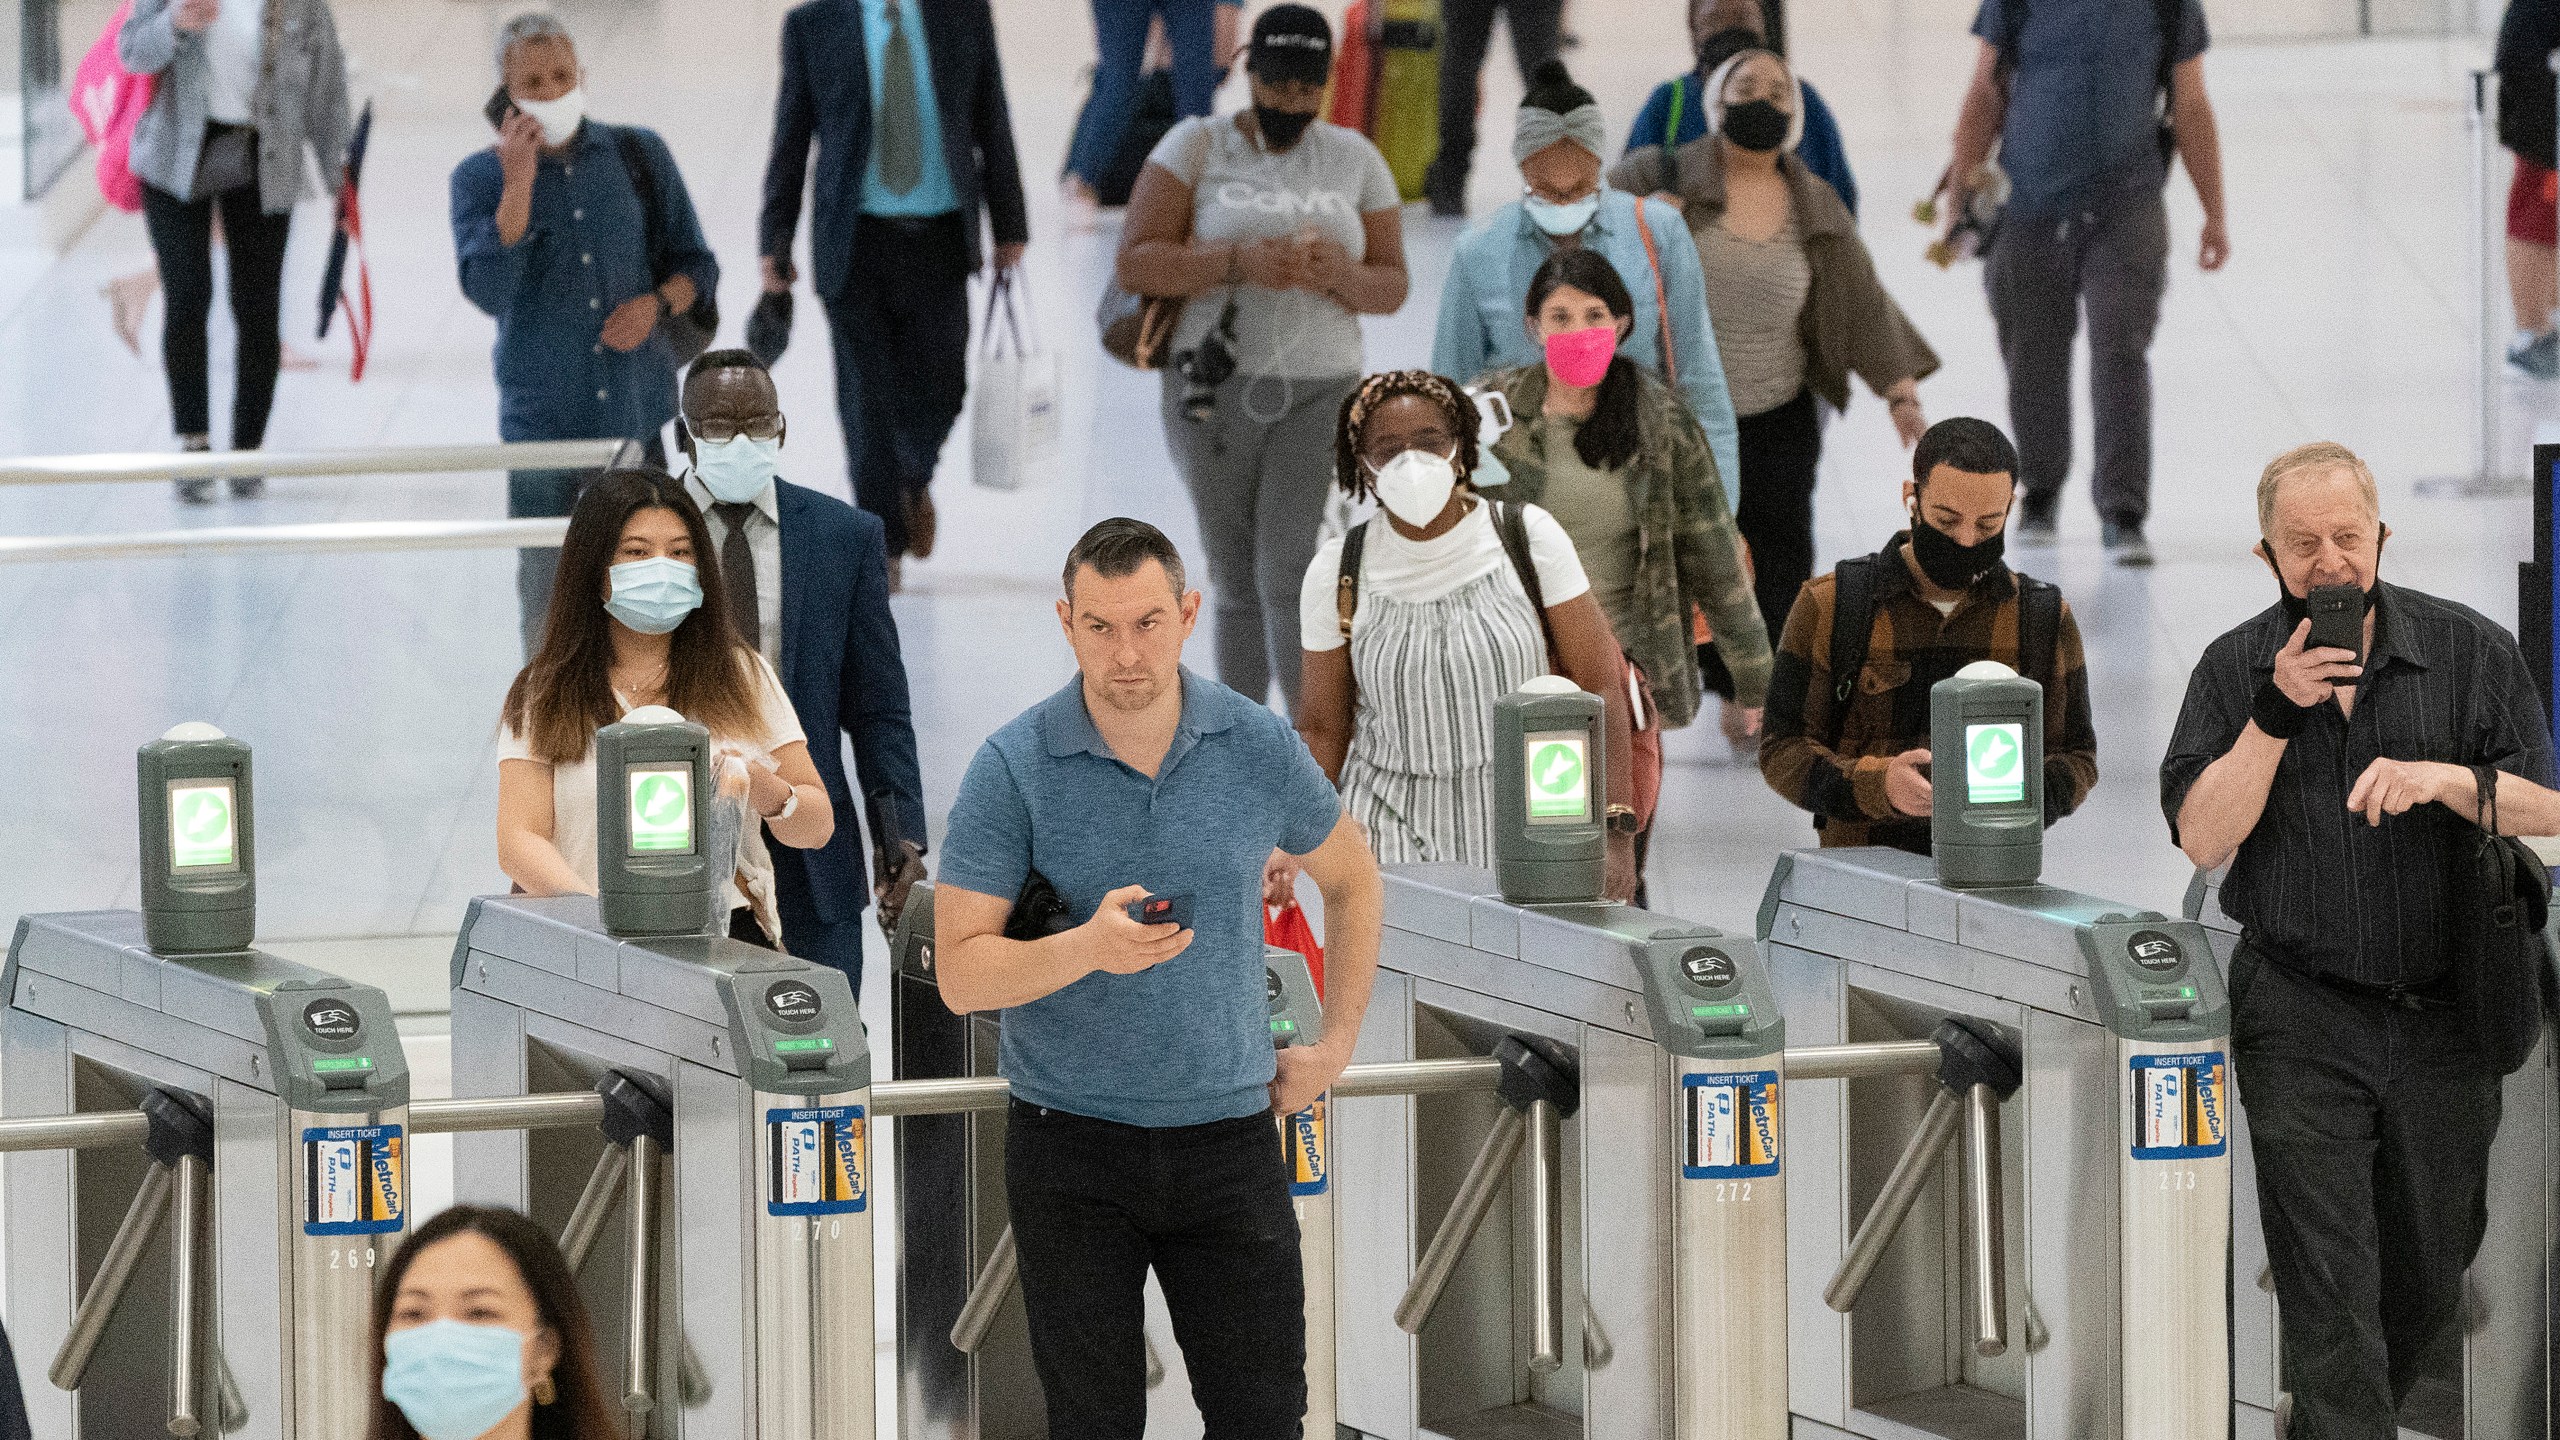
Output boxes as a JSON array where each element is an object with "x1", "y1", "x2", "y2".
[
  {"x1": 1292, "y1": 370, "x2": 1640, "y2": 901},
  {"x1": 367, "y1": 1205, "x2": 615, "y2": 1440}
]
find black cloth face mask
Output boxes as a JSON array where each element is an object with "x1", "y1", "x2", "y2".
[
  {"x1": 1719, "y1": 99, "x2": 1790, "y2": 153},
  {"x1": 1908, "y1": 510, "x2": 2005, "y2": 591},
  {"x1": 1254, "y1": 105, "x2": 1317, "y2": 150}
]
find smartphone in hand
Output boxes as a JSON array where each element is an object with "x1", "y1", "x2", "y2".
[
  {"x1": 1126, "y1": 893, "x2": 1194, "y2": 932},
  {"x1": 483, "y1": 86, "x2": 520, "y2": 131},
  {"x1": 2304, "y1": 585, "x2": 2365, "y2": 658}
]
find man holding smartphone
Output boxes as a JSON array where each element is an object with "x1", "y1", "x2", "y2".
[
  {"x1": 2161, "y1": 441, "x2": 2560, "y2": 1440},
  {"x1": 934, "y1": 518, "x2": 1383, "y2": 1440}
]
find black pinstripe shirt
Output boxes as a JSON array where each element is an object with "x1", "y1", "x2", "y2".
[{"x1": 2160, "y1": 584, "x2": 2557, "y2": 987}]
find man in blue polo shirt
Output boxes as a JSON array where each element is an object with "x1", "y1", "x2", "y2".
[{"x1": 934, "y1": 517, "x2": 1383, "y2": 1440}]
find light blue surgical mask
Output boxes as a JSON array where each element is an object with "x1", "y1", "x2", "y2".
[
  {"x1": 1523, "y1": 190, "x2": 1600, "y2": 237},
  {"x1": 382, "y1": 1320, "x2": 528, "y2": 1440},
  {"x1": 691, "y1": 434, "x2": 783, "y2": 506},
  {"x1": 606, "y1": 556, "x2": 703, "y2": 635}
]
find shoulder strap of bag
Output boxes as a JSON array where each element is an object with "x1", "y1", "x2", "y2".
[
  {"x1": 1994, "y1": 0, "x2": 2030, "y2": 87},
  {"x1": 2018, "y1": 575, "x2": 2062, "y2": 699},
  {"x1": 1336, "y1": 521, "x2": 1370, "y2": 640},
  {"x1": 1823, "y1": 555, "x2": 1880, "y2": 746},
  {"x1": 1492, "y1": 500, "x2": 1564, "y2": 669},
  {"x1": 611, "y1": 126, "x2": 670, "y2": 279},
  {"x1": 1629, "y1": 198, "x2": 1678, "y2": 387}
]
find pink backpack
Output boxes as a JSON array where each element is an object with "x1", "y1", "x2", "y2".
[{"x1": 70, "y1": 2, "x2": 153, "y2": 213}]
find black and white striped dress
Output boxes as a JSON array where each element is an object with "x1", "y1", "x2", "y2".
[{"x1": 1341, "y1": 568, "x2": 1549, "y2": 866}]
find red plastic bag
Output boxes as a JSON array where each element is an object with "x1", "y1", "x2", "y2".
[
  {"x1": 1265, "y1": 902, "x2": 1325, "y2": 1000},
  {"x1": 70, "y1": 3, "x2": 153, "y2": 214}
]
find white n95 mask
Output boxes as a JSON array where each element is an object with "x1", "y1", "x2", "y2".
[
  {"x1": 514, "y1": 87, "x2": 587, "y2": 146},
  {"x1": 1369, "y1": 447, "x2": 1460, "y2": 527}
]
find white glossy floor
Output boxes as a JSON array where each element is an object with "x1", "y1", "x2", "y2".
[{"x1": 0, "y1": 0, "x2": 2540, "y2": 1429}]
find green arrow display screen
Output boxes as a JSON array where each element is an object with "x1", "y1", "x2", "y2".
[
  {"x1": 627, "y1": 765, "x2": 695, "y2": 855},
  {"x1": 1963, "y1": 721, "x2": 2027, "y2": 806},
  {"x1": 168, "y1": 780, "x2": 239, "y2": 871},
  {"x1": 1523, "y1": 731, "x2": 1590, "y2": 825}
]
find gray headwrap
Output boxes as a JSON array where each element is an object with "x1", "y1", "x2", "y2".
[{"x1": 1513, "y1": 103, "x2": 1608, "y2": 167}]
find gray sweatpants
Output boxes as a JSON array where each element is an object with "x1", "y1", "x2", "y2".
[
  {"x1": 1983, "y1": 188, "x2": 2169, "y2": 527},
  {"x1": 1160, "y1": 369, "x2": 1357, "y2": 714}
]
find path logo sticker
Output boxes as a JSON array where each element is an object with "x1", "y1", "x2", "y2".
[
  {"x1": 170, "y1": 783, "x2": 236, "y2": 869},
  {"x1": 1524, "y1": 735, "x2": 1588, "y2": 821},
  {"x1": 1964, "y1": 722, "x2": 2026, "y2": 805},
  {"x1": 303, "y1": 1124, "x2": 404, "y2": 1236},
  {"x1": 767, "y1": 1105, "x2": 867, "y2": 1216},
  {"x1": 1683, "y1": 1072, "x2": 1780, "y2": 1179},
  {"x1": 628, "y1": 768, "x2": 692, "y2": 853},
  {"x1": 2129, "y1": 1052, "x2": 2228, "y2": 1160}
]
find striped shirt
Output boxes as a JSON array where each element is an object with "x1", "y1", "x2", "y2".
[
  {"x1": 2159, "y1": 584, "x2": 2557, "y2": 988},
  {"x1": 1696, "y1": 216, "x2": 1812, "y2": 418},
  {"x1": 1760, "y1": 534, "x2": 2098, "y2": 853}
]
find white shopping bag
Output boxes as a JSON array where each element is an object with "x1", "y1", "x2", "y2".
[{"x1": 971, "y1": 268, "x2": 1060, "y2": 491}]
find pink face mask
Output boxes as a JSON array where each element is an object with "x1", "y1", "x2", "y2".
[{"x1": 1543, "y1": 325, "x2": 1617, "y2": 388}]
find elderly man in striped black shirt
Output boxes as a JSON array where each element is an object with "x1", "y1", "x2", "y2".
[{"x1": 2161, "y1": 440, "x2": 2560, "y2": 1440}]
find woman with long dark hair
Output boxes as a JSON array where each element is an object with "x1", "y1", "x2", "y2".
[
  {"x1": 367, "y1": 1205, "x2": 614, "y2": 1440},
  {"x1": 497, "y1": 468, "x2": 833, "y2": 946},
  {"x1": 1474, "y1": 248, "x2": 1765, "y2": 889},
  {"x1": 1289, "y1": 369, "x2": 1638, "y2": 900}
]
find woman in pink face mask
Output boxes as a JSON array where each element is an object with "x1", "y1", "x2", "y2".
[{"x1": 1470, "y1": 248, "x2": 1767, "y2": 901}]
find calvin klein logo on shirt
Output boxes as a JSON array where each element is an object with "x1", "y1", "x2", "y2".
[{"x1": 1214, "y1": 182, "x2": 1354, "y2": 219}]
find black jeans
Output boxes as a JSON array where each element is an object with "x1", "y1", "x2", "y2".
[
  {"x1": 2231, "y1": 944, "x2": 2504, "y2": 1440},
  {"x1": 1006, "y1": 1099, "x2": 1305, "y2": 1440},
  {"x1": 1701, "y1": 387, "x2": 1821, "y2": 700},
  {"x1": 1983, "y1": 188, "x2": 2168, "y2": 526},
  {"x1": 824, "y1": 213, "x2": 972, "y2": 557},
  {"x1": 1429, "y1": 0, "x2": 1562, "y2": 187},
  {"x1": 140, "y1": 144, "x2": 292, "y2": 447}
]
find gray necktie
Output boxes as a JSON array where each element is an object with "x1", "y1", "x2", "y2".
[
  {"x1": 714, "y1": 502, "x2": 761, "y2": 653},
  {"x1": 875, "y1": 2, "x2": 923, "y2": 196}
]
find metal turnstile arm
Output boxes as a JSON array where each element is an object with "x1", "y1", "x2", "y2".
[
  {"x1": 1824, "y1": 1088, "x2": 1964, "y2": 1313},
  {"x1": 1961, "y1": 1082, "x2": 2008, "y2": 1357},
  {"x1": 168, "y1": 1152, "x2": 206, "y2": 1436},
  {"x1": 623, "y1": 1132, "x2": 660, "y2": 1418},
  {"x1": 1524, "y1": 1099, "x2": 1564, "y2": 1373},
  {"x1": 557, "y1": 1145, "x2": 632, "y2": 1272},
  {"x1": 1395, "y1": 1106, "x2": 1528, "y2": 1334},
  {"x1": 50, "y1": 1160, "x2": 176, "y2": 1388},
  {"x1": 950, "y1": 1224, "x2": 1018, "y2": 1354}
]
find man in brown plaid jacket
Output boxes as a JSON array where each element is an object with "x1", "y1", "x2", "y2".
[{"x1": 1759, "y1": 418, "x2": 2098, "y2": 853}]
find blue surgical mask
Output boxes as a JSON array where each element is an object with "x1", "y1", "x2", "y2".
[
  {"x1": 606, "y1": 556, "x2": 703, "y2": 635},
  {"x1": 691, "y1": 434, "x2": 782, "y2": 506},
  {"x1": 382, "y1": 1320, "x2": 529, "y2": 1440},
  {"x1": 1523, "y1": 190, "x2": 1600, "y2": 237}
]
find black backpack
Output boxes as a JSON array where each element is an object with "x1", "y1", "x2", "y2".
[
  {"x1": 1821, "y1": 553, "x2": 2061, "y2": 749},
  {"x1": 610, "y1": 126, "x2": 720, "y2": 366},
  {"x1": 2451, "y1": 765, "x2": 2556, "y2": 1075}
]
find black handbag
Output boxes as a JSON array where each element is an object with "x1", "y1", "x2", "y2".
[
  {"x1": 2452, "y1": 764, "x2": 2555, "y2": 1074},
  {"x1": 611, "y1": 127, "x2": 719, "y2": 366}
]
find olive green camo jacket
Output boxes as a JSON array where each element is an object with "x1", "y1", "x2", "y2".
[{"x1": 1478, "y1": 363, "x2": 1770, "y2": 725}]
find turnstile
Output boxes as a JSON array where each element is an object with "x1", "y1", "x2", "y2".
[
  {"x1": 2184, "y1": 869, "x2": 2556, "y2": 1440},
  {"x1": 1338, "y1": 862, "x2": 1905, "y2": 1440},
  {"x1": 1762, "y1": 846, "x2": 2232, "y2": 1440},
  {"x1": 3, "y1": 909, "x2": 411, "y2": 1438},
  {"x1": 448, "y1": 892, "x2": 875, "y2": 1438}
]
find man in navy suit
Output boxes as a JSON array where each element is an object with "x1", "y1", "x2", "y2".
[
  {"x1": 759, "y1": 0, "x2": 1029, "y2": 585},
  {"x1": 680, "y1": 350, "x2": 928, "y2": 986}
]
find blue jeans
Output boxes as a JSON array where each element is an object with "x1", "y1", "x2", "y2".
[
  {"x1": 1007, "y1": 1100, "x2": 1304, "y2": 1439},
  {"x1": 1064, "y1": 0, "x2": 1222, "y2": 187}
]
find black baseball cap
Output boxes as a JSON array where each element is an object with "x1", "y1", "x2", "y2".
[{"x1": 1248, "y1": 4, "x2": 1333, "y2": 86}]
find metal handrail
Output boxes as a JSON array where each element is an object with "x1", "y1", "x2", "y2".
[
  {"x1": 0, "y1": 439, "x2": 630, "y2": 488},
  {"x1": 0, "y1": 519, "x2": 571, "y2": 565}
]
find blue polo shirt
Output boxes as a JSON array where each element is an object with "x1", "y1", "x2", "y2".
[{"x1": 938, "y1": 670, "x2": 1344, "y2": 1128}]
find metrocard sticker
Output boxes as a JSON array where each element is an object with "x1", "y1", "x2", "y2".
[
  {"x1": 766, "y1": 1105, "x2": 867, "y2": 1216},
  {"x1": 1287, "y1": 1099, "x2": 1328, "y2": 1197},
  {"x1": 1683, "y1": 1071, "x2": 1780, "y2": 1179},
  {"x1": 2129, "y1": 1053, "x2": 2228, "y2": 1161},
  {"x1": 303, "y1": 1123, "x2": 405, "y2": 1236}
]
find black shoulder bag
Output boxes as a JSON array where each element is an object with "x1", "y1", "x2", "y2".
[
  {"x1": 611, "y1": 127, "x2": 720, "y2": 367},
  {"x1": 2453, "y1": 765, "x2": 2555, "y2": 1075}
]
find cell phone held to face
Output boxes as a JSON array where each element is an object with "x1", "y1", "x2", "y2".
[
  {"x1": 484, "y1": 86, "x2": 518, "y2": 132},
  {"x1": 2304, "y1": 584, "x2": 2365, "y2": 658},
  {"x1": 1126, "y1": 893, "x2": 1194, "y2": 932}
]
